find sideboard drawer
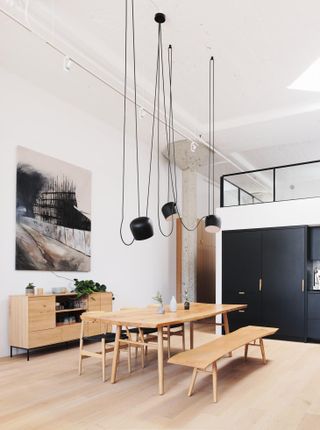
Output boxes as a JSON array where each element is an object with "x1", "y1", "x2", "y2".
[
  {"x1": 62, "y1": 323, "x2": 81, "y2": 341},
  {"x1": 29, "y1": 327, "x2": 62, "y2": 348},
  {"x1": 28, "y1": 297, "x2": 55, "y2": 331}
]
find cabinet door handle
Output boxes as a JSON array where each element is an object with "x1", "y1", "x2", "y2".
[
  {"x1": 238, "y1": 291, "x2": 245, "y2": 295},
  {"x1": 259, "y1": 278, "x2": 263, "y2": 292},
  {"x1": 238, "y1": 310, "x2": 245, "y2": 313},
  {"x1": 301, "y1": 279, "x2": 305, "y2": 292}
]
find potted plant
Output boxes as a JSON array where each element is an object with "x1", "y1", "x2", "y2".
[
  {"x1": 72, "y1": 279, "x2": 113, "y2": 300},
  {"x1": 184, "y1": 287, "x2": 190, "y2": 310},
  {"x1": 153, "y1": 291, "x2": 165, "y2": 314},
  {"x1": 25, "y1": 282, "x2": 35, "y2": 296}
]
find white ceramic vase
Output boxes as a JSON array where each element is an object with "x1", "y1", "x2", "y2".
[{"x1": 169, "y1": 296, "x2": 177, "y2": 312}]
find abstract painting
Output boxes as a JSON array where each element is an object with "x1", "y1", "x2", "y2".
[{"x1": 16, "y1": 146, "x2": 91, "y2": 271}]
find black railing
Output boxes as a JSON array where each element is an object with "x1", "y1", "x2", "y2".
[{"x1": 220, "y1": 159, "x2": 320, "y2": 208}]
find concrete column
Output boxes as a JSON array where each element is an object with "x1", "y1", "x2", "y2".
[{"x1": 181, "y1": 168, "x2": 197, "y2": 302}]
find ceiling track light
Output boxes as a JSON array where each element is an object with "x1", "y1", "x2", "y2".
[{"x1": 63, "y1": 56, "x2": 72, "y2": 72}]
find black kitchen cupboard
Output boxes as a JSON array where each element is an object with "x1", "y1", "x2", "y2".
[
  {"x1": 222, "y1": 226, "x2": 307, "y2": 341},
  {"x1": 222, "y1": 230, "x2": 262, "y2": 330}
]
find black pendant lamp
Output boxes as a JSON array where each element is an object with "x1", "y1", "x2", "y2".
[
  {"x1": 162, "y1": 202, "x2": 178, "y2": 220},
  {"x1": 205, "y1": 56, "x2": 221, "y2": 234},
  {"x1": 130, "y1": 216, "x2": 153, "y2": 240},
  {"x1": 120, "y1": 0, "x2": 153, "y2": 245}
]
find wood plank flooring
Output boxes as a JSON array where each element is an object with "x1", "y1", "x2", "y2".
[{"x1": 1, "y1": 324, "x2": 320, "y2": 430}]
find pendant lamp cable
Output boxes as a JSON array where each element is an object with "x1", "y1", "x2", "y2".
[
  {"x1": 157, "y1": 24, "x2": 175, "y2": 237},
  {"x1": 131, "y1": 0, "x2": 141, "y2": 217},
  {"x1": 165, "y1": 45, "x2": 206, "y2": 232},
  {"x1": 211, "y1": 57, "x2": 215, "y2": 213},
  {"x1": 208, "y1": 56, "x2": 213, "y2": 214},
  {"x1": 120, "y1": 0, "x2": 138, "y2": 246}
]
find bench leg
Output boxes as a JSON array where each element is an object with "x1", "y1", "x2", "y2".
[
  {"x1": 244, "y1": 343, "x2": 249, "y2": 360},
  {"x1": 212, "y1": 362, "x2": 217, "y2": 403},
  {"x1": 188, "y1": 368, "x2": 198, "y2": 397},
  {"x1": 259, "y1": 338, "x2": 266, "y2": 364}
]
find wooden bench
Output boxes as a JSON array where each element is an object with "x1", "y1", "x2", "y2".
[{"x1": 168, "y1": 325, "x2": 278, "y2": 402}]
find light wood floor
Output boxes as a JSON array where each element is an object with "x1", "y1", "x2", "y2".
[{"x1": 1, "y1": 324, "x2": 320, "y2": 430}]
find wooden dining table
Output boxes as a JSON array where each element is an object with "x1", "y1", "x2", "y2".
[{"x1": 81, "y1": 302, "x2": 247, "y2": 395}]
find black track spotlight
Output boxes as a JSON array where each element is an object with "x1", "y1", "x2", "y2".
[
  {"x1": 204, "y1": 214, "x2": 221, "y2": 233},
  {"x1": 130, "y1": 216, "x2": 154, "y2": 241},
  {"x1": 161, "y1": 202, "x2": 178, "y2": 220}
]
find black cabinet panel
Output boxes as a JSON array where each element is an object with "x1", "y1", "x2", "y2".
[
  {"x1": 308, "y1": 293, "x2": 320, "y2": 320},
  {"x1": 222, "y1": 231, "x2": 262, "y2": 330},
  {"x1": 309, "y1": 227, "x2": 320, "y2": 261},
  {"x1": 222, "y1": 230, "x2": 262, "y2": 296},
  {"x1": 261, "y1": 227, "x2": 306, "y2": 339},
  {"x1": 307, "y1": 320, "x2": 320, "y2": 340}
]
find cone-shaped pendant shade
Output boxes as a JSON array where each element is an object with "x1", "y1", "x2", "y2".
[
  {"x1": 161, "y1": 202, "x2": 178, "y2": 220},
  {"x1": 204, "y1": 214, "x2": 221, "y2": 233},
  {"x1": 130, "y1": 216, "x2": 154, "y2": 240}
]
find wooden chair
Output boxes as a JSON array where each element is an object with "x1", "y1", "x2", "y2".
[
  {"x1": 120, "y1": 308, "x2": 158, "y2": 362},
  {"x1": 78, "y1": 317, "x2": 143, "y2": 382},
  {"x1": 146, "y1": 304, "x2": 186, "y2": 358}
]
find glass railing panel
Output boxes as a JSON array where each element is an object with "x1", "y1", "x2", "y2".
[
  {"x1": 275, "y1": 162, "x2": 320, "y2": 201},
  {"x1": 223, "y1": 180, "x2": 239, "y2": 207},
  {"x1": 223, "y1": 169, "x2": 274, "y2": 206},
  {"x1": 240, "y1": 189, "x2": 254, "y2": 205}
]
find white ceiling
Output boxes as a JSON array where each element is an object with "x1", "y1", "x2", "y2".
[{"x1": 1, "y1": 0, "x2": 320, "y2": 184}]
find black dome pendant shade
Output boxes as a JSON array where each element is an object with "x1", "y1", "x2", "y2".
[
  {"x1": 161, "y1": 202, "x2": 178, "y2": 220},
  {"x1": 130, "y1": 216, "x2": 154, "y2": 241},
  {"x1": 205, "y1": 214, "x2": 221, "y2": 233}
]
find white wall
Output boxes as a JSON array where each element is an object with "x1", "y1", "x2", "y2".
[
  {"x1": 0, "y1": 66, "x2": 177, "y2": 357},
  {"x1": 215, "y1": 198, "x2": 320, "y2": 314}
]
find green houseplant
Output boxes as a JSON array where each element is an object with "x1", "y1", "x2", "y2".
[
  {"x1": 72, "y1": 279, "x2": 108, "y2": 299},
  {"x1": 25, "y1": 282, "x2": 35, "y2": 296}
]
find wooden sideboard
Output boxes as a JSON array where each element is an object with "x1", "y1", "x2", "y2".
[{"x1": 9, "y1": 292, "x2": 112, "y2": 359}]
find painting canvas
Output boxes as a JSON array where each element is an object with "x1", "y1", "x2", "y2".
[{"x1": 16, "y1": 146, "x2": 91, "y2": 271}]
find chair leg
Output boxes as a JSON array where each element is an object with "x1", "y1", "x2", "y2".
[
  {"x1": 167, "y1": 329, "x2": 171, "y2": 359},
  {"x1": 182, "y1": 324, "x2": 186, "y2": 351},
  {"x1": 78, "y1": 320, "x2": 84, "y2": 376},
  {"x1": 188, "y1": 368, "x2": 198, "y2": 397},
  {"x1": 244, "y1": 343, "x2": 249, "y2": 360},
  {"x1": 260, "y1": 338, "x2": 266, "y2": 364},
  {"x1": 135, "y1": 332, "x2": 138, "y2": 358},
  {"x1": 127, "y1": 345, "x2": 132, "y2": 373},
  {"x1": 212, "y1": 362, "x2": 217, "y2": 403},
  {"x1": 138, "y1": 328, "x2": 145, "y2": 369},
  {"x1": 101, "y1": 338, "x2": 106, "y2": 382}
]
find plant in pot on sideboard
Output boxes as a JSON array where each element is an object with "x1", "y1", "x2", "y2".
[
  {"x1": 25, "y1": 282, "x2": 35, "y2": 296},
  {"x1": 72, "y1": 279, "x2": 114, "y2": 300}
]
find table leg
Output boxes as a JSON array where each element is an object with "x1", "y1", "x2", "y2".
[
  {"x1": 111, "y1": 325, "x2": 122, "y2": 384},
  {"x1": 157, "y1": 326, "x2": 164, "y2": 395},
  {"x1": 223, "y1": 313, "x2": 232, "y2": 357},
  {"x1": 190, "y1": 322, "x2": 194, "y2": 349}
]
